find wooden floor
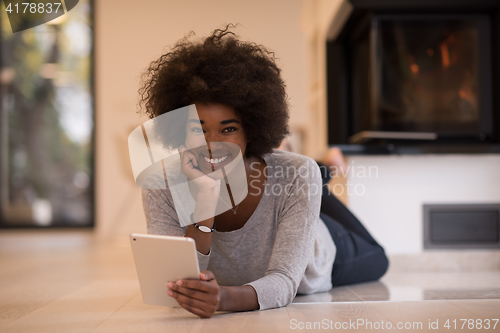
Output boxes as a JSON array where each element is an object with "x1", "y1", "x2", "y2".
[{"x1": 1, "y1": 231, "x2": 499, "y2": 333}]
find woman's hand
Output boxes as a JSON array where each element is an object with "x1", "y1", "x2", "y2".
[
  {"x1": 179, "y1": 145, "x2": 220, "y2": 193},
  {"x1": 166, "y1": 270, "x2": 221, "y2": 318}
]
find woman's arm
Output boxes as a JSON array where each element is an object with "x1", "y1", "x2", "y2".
[
  {"x1": 218, "y1": 285, "x2": 259, "y2": 312},
  {"x1": 144, "y1": 186, "x2": 213, "y2": 271},
  {"x1": 178, "y1": 145, "x2": 221, "y2": 254},
  {"x1": 182, "y1": 187, "x2": 220, "y2": 254},
  {"x1": 245, "y1": 157, "x2": 323, "y2": 310}
]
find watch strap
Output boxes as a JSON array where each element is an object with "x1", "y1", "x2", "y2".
[{"x1": 190, "y1": 213, "x2": 216, "y2": 233}]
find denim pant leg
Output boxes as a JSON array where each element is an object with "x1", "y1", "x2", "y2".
[{"x1": 320, "y1": 213, "x2": 389, "y2": 287}]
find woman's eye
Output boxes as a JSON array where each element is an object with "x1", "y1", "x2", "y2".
[
  {"x1": 222, "y1": 127, "x2": 237, "y2": 133},
  {"x1": 191, "y1": 127, "x2": 204, "y2": 133}
]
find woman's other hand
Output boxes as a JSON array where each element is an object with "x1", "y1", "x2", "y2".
[
  {"x1": 166, "y1": 270, "x2": 221, "y2": 318},
  {"x1": 179, "y1": 145, "x2": 220, "y2": 193}
]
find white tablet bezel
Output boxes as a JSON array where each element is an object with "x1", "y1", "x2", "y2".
[{"x1": 130, "y1": 233, "x2": 200, "y2": 307}]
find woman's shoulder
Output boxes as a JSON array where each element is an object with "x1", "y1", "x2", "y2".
[
  {"x1": 264, "y1": 150, "x2": 321, "y2": 182},
  {"x1": 265, "y1": 150, "x2": 319, "y2": 170},
  {"x1": 140, "y1": 157, "x2": 184, "y2": 204},
  {"x1": 266, "y1": 149, "x2": 316, "y2": 166}
]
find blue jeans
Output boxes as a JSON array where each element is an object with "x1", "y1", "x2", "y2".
[{"x1": 318, "y1": 163, "x2": 389, "y2": 287}]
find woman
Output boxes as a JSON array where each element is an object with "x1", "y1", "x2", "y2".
[{"x1": 139, "y1": 26, "x2": 388, "y2": 318}]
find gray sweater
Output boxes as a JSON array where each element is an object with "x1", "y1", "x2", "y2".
[{"x1": 143, "y1": 150, "x2": 336, "y2": 310}]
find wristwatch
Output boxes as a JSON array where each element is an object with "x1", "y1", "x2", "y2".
[{"x1": 190, "y1": 213, "x2": 216, "y2": 233}]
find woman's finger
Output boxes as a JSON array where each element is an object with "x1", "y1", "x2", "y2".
[
  {"x1": 180, "y1": 147, "x2": 199, "y2": 170},
  {"x1": 183, "y1": 150, "x2": 199, "y2": 169},
  {"x1": 187, "y1": 150, "x2": 198, "y2": 168},
  {"x1": 174, "y1": 279, "x2": 218, "y2": 294},
  {"x1": 169, "y1": 289, "x2": 216, "y2": 317},
  {"x1": 200, "y1": 270, "x2": 215, "y2": 281},
  {"x1": 168, "y1": 284, "x2": 215, "y2": 303},
  {"x1": 169, "y1": 289, "x2": 208, "y2": 308},
  {"x1": 178, "y1": 301, "x2": 213, "y2": 318}
]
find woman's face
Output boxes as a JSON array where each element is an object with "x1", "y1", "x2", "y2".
[{"x1": 185, "y1": 103, "x2": 247, "y2": 175}]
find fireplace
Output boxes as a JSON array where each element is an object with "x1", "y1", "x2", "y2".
[{"x1": 327, "y1": 0, "x2": 500, "y2": 153}]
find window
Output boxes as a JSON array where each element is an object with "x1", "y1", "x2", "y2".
[{"x1": 0, "y1": 0, "x2": 94, "y2": 227}]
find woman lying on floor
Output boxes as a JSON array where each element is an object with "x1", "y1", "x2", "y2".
[{"x1": 139, "y1": 25, "x2": 388, "y2": 318}]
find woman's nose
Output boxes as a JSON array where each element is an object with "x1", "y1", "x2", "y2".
[
  {"x1": 206, "y1": 140, "x2": 223, "y2": 151},
  {"x1": 202, "y1": 132, "x2": 222, "y2": 150},
  {"x1": 204, "y1": 132, "x2": 222, "y2": 144}
]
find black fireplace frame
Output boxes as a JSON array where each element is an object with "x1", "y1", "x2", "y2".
[{"x1": 327, "y1": 0, "x2": 500, "y2": 154}]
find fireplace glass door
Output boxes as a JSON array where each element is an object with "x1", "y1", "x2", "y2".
[{"x1": 364, "y1": 14, "x2": 493, "y2": 139}]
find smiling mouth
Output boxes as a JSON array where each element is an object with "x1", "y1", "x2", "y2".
[{"x1": 202, "y1": 154, "x2": 230, "y2": 165}]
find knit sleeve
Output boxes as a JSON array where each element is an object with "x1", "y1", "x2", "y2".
[
  {"x1": 245, "y1": 157, "x2": 322, "y2": 310},
  {"x1": 142, "y1": 188, "x2": 211, "y2": 271}
]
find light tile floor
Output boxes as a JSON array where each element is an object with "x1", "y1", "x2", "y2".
[
  {"x1": 1, "y1": 231, "x2": 499, "y2": 333},
  {"x1": 293, "y1": 271, "x2": 500, "y2": 303}
]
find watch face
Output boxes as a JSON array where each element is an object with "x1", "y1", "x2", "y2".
[
  {"x1": 128, "y1": 104, "x2": 249, "y2": 227},
  {"x1": 198, "y1": 225, "x2": 213, "y2": 233}
]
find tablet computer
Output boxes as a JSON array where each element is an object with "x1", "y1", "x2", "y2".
[{"x1": 130, "y1": 233, "x2": 200, "y2": 307}]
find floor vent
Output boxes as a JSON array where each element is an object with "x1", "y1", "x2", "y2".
[{"x1": 423, "y1": 203, "x2": 500, "y2": 249}]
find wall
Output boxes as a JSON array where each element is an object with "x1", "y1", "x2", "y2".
[
  {"x1": 301, "y1": 0, "x2": 352, "y2": 160},
  {"x1": 347, "y1": 154, "x2": 500, "y2": 254},
  {"x1": 94, "y1": 0, "x2": 308, "y2": 239}
]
